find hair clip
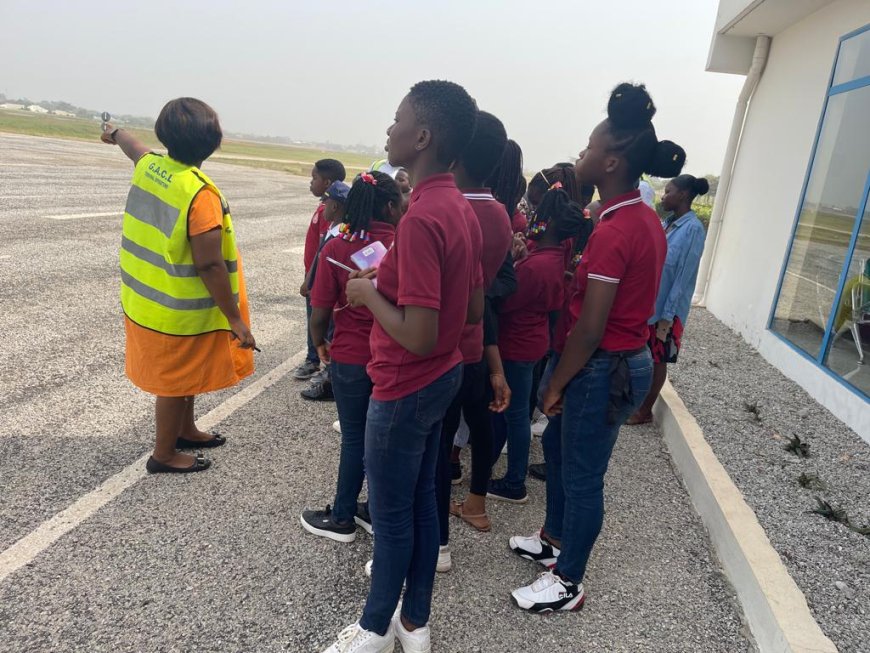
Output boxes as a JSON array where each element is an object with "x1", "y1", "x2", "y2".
[
  {"x1": 647, "y1": 101, "x2": 652, "y2": 109},
  {"x1": 338, "y1": 222, "x2": 371, "y2": 243},
  {"x1": 583, "y1": 208, "x2": 591, "y2": 219},
  {"x1": 526, "y1": 219, "x2": 549, "y2": 238},
  {"x1": 360, "y1": 172, "x2": 378, "y2": 186},
  {"x1": 549, "y1": 181, "x2": 563, "y2": 191},
  {"x1": 672, "y1": 154, "x2": 679, "y2": 161},
  {"x1": 615, "y1": 93, "x2": 622, "y2": 98}
]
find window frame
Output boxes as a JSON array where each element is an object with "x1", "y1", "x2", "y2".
[{"x1": 768, "y1": 22, "x2": 870, "y2": 400}]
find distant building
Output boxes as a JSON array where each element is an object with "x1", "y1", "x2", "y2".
[
  {"x1": 0, "y1": 103, "x2": 26, "y2": 110},
  {"x1": 26, "y1": 105, "x2": 48, "y2": 114},
  {"x1": 52, "y1": 110, "x2": 76, "y2": 118},
  {"x1": 701, "y1": 0, "x2": 869, "y2": 439}
]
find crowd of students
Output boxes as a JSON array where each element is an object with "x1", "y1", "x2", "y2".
[
  {"x1": 103, "y1": 80, "x2": 710, "y2": 653},
  {"x1": 287, "y1": 80, "x2": 710, "y2": 653}
]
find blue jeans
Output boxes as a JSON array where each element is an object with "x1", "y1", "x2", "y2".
[
  {"x1": 304, "y1": 296, "x2": 319, "y2": 364},
  {"x1": 544, "y1": 348, "x2": 653, "y2": 584},
  {"x1": 330, "y1": 361, "x2": 373, "y2": 523},
  {"x1": 360, "y1": 366, "x2": 462, "y2": 635},
  {"x1": 491, "y1": 360, "x2": 536, "y2": 489}
]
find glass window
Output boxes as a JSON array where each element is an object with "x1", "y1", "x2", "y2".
[
  {"x1": 824, "y1": 198, "x2": 870, "y2": 394},
  {"x1": 771, "y1": 85, "x2": 870, "y2": 358},
  {"x1": 833, "y1": 27, "x2": 870, "y2": 86}
]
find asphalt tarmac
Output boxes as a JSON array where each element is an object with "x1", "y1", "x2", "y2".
[{"x1": 0, "y1": 134, "x2": 753, "y2": 652}]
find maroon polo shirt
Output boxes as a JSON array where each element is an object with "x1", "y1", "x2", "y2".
[
  {"x1": 367, "y1": 173, "x2": 476, "y2": 401},
  {"x1": 310, "y1": 221, "x2": 396, "y2": 366},
  {"x1": 568, "y1": 190, "x2": 666, "y2": 352},
  {"x1": 456, "y1": 189, "x2": 512, "y2": 363},
  {"x1": 498, "y1": 246, "x2": 566, "y2": 363}
]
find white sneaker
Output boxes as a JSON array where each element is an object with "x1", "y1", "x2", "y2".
[
  {"x1": 333, "y1": 420, "x2": 342, "y2": 434},
  {"x1": 509, "y1": 531, "x2": 560, "y2": 568},
  {"x1": 436, "y1": 545, "x2": 452, "y2": 573},
  {"x1": 392, "y1": 611, "x2": 431, "y2": 653},
  {"x1": 531, "y1": 413, "x2": 548, "y2": 437},
  {"x1": 321, "y1": 623, "x2": 394, "y2": 653},
  {"x1": 511, "y1": 571, "x2": 585, "y2": 613}
]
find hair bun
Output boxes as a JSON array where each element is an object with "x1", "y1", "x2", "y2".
[
  {"x1": 693, "y1": 177, "x2": 710, "y2": 196},
  {"x1": 647, "y1": 140, "x2": 686, "y2": 178},
  {"x1": 607, "y1": 83, "x2": 656, "y2": 129}
]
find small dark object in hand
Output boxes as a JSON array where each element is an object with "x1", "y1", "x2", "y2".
[
  {"x1": 798, "y1": 472, "x2": 826, "y2": 491},
  {"x1": 785, "y1": 433, "x2": 810, "y2": 458}
]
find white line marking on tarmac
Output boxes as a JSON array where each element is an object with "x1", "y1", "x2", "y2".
[
  {"x1": 44, "y1": 211, "x2": 120, "y2": 220},
  {"x1": 0, "y1": 348, "x2": 306, "y2": 584}
]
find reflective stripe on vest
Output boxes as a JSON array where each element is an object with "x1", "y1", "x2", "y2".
[{"x1": 120, "y1": 153, "x2": 240, "y2": 336}]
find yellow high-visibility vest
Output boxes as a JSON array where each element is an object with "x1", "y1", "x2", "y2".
[{"x1": 120, "y1": 153, "x2": 240, "y2": 336}]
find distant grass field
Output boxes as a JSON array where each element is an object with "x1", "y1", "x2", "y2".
[{"x1": 0, "y1": 109, "x2": 371, "y2": 177}]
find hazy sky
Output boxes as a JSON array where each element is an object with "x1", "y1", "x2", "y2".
[{"x1": 0, "y1": 0, "x2": 744, "y2": 175}]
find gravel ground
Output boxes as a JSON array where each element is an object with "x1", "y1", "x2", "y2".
[
  {"x1": 669, "y1": 308, "x2": 870, "y2": 653},
  {"x1": 1, "y1": 135, "x2": 753, "y2": 652}
]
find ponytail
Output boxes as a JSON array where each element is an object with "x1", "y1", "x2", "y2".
[{"x1": 341, "y1": 171, "x2": 401, "y2": 240}]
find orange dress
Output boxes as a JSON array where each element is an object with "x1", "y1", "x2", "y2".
[{"x1": 124, "y1": 189, "x2": 254, "y2": 397}]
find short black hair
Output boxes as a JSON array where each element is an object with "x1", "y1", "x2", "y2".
[
  {"x1": 605, "y1": 83, "x2": 686, "y2": 180},
  {"x1": 671, "y1": 174, "x2": 710, "y2": 200},
  {"x1": 458, "y1": 111, "x2": 507, "y2": 184},
  {"x1": 155, "y1": 97, "x2": 222, "y2": 165},
  {"x1": 314, "y1": 159, "x2": 346, "y2": 182},
  {"x1": 407, "y1": 80, "x2": 478, "y2": 166}
]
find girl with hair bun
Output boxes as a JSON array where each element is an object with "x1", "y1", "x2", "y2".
[
  {"x1": 509, "y1": 82, "x2": 686, "y2": 613},
  {"x1": 627, "y1": 173, "x2": 709, "y2": 425}
]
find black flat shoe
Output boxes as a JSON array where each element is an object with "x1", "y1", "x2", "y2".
[
  {"x1": 146, "y1": 455, "x2": 211, "y2": 474},
  {"x1": 176, "y1": 433, "x2": 226, "y2": 449}
]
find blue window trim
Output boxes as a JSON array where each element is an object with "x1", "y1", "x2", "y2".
[{"x1": 768, "y1": 23, "x2": 870, "y2": 400}]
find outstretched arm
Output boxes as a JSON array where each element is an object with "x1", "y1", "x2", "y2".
[{"x1": 101, "y1": 124, "x2": 150, "y2": 164}]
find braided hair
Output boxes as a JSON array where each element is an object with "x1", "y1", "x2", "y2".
[
  {"x1": 605, "y1": 83, "x2": 686, "y2": 180},
  {"x1": 529, "y1": 163, "x2": 582, "y2": 205},
  {"x1": 528, "y1": 185, "x2": 588, "y2": 244},
  {"x1": 486, "y1": 139, "x2": 525, "y2": 214},
  {"x1": 340, "y1": 171, "x2": 401, "y2": 240}
]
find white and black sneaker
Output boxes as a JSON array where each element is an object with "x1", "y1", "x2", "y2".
[
  {"x1": 509, "y1": 530, "x2": 560, "y2": 568},
  {"x1": 355, "y1": 502, "x2": 373, "y2": 535},
  {"x1": 300, "y1": 505, "x2": 357, "y2": 543},
  {"x1": 321, "y1": 623, "x2": 395, "y2": 653},
  {"x1": 512, "y1": 571, "x2": 586, "y2": 613}
]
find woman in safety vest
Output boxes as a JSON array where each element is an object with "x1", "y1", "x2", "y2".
[{"x1": 101, "y1": 97, "x2": 257, "y2": 474}]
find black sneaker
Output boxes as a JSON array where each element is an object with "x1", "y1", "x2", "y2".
[
  {"x1": 528, "y1": 463, "x2": 547, "y2": 482},
  {"x1": 487, "y1": 477, "x2": 528, "y2": 504},
  {"x1": 301, "y1": 379, "x2": 335, "y2": 401},
  {"x1": 300, "y1": 505, "x2": 356, "y2": 543},
  {"x1": 293, "y1": 360, "x2": 320, "y2": 380},
  {"x1": 355, "y1": 502, "x2": 373, "y2": 535},
  {"x1": 451, "y1": 461, "x2": 463, "y2": 485}
]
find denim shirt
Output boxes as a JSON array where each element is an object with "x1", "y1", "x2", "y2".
[{"x1": 650, "y1": 210, "x2": 706, "y2": 326}]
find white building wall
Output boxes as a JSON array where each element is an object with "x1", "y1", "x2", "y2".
[{"x1": 705, "y1": 0, "x2": 870, "y2": 440}]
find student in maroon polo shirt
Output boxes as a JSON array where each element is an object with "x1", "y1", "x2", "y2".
[
  {"x1": 321, "y1": 80, "x2": 480, "y2": 653},
  {"x1": 509, "y1": 83, "x2": 686, "y2": 614},
  {"x1": 434, "y1": 110, "x2": 513, "y2": 546},
  {"x1": 299, "y1": 171, "x2": 403, "y2": 544},
  {"x1": 488, "y1": 184, "x2": 587, "y2": 504},
  {"x1": 294, "y1": 159, "x2": 347, "y2": 381}
]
